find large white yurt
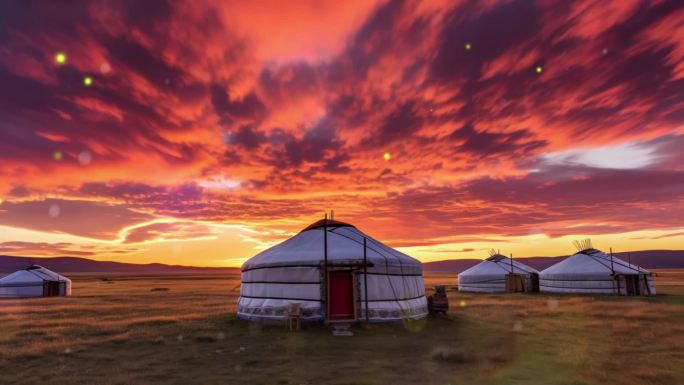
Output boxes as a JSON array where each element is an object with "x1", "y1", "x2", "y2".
[
  {"x1": 540, "y1": 243, "x2": 656, "y2": 296},
  {"x1": 237, "y1": 218, "x2": 428, "y2": 322},
  {"x1": 0, "y1": 265, "x2": 72, "y2": 298},
  {"x1": 458, "y1": 252, "x2": 540, "y2": 293}
]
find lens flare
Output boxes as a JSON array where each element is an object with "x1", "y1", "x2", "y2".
[
  {"x1": 100, "y1": 62, "x2": 111, "y2": 74},
  {"x1": 535, "y1": 66, "x2": 543, "y2": 73},
  {"x1": 465, "y1": 43, "x2": 472, "y2": 50},
  {"x1": 48, "y1": 204, "x2": 61, "y2": 218},
  {"x1": 53, "y1": 151, "x2": 63, "y2": 161},
  {"x1": 78, "y1": 150, "x2": 92, "y2": 165},
  {"x1": 383, "y1": 152, "x2": 391, "y2": 161},
  {"x1": 83, "y1": 76, "x2": 93, "y2": 86}
]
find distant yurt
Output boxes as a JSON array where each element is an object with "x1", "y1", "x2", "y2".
[
  {"x1": 237, "y1": 216, "x2": 428, "y2": 322},
  {"x1": 458, "y1": 251, "x2": 540, "y2": 293},
  {"x1": 0, "y1": 265, "x2": 72, "y2": 298},
  {"x1": 540, "y1": 240, "x2": 656, "y2": 296}
]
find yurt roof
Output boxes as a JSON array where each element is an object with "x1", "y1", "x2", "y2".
[
  {"x1": 459, "y1": 254, "x2": 539, "y2": 276},
  {"x1": 0, "y1": 265, "x2": 71, "y2": 286},
  {"x1": 243, "y1": 219, "x2": 421, "y2": 271},
  {"x1": 541, "y1": 249, "x2": 650, "y2": 276}
]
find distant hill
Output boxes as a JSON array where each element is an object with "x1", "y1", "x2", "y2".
[
  {"x1": 423, "y1": 250, "x2": 684, "y2": 274},
  {"x1": 2, "y1": 250, "x2": 682, "y2": 276},
  {"x1": 0, "y1": 255, "x2": 239, "y2": 275}
]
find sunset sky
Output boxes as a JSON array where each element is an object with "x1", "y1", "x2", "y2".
[{"x1": 0, "y1": 0, "x2": 683, "y2": 267}]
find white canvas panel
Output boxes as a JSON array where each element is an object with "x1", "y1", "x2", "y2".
[
  {"x1": 240, "y1": 282, "x2": 321, "y2": 301},
  {"x1": 0, "y1": 285, "x2": 44, "y2": 298},
  {"x1": 359, "y1": 274, "x2": 424, "y2": 301},
  {"x1": 241, "y1": 266, "x2": 320, "y2": 283}
]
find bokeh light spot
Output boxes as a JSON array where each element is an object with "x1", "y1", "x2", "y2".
[
  {"x1": 535, "y1": 66, "x2": 543, "y2": 73},
  {"x1": 459, "y1": 300, "x2": 467, "y2": 308},
  {"x1": 54, "y1": 52, "x2": 67, "y2": 65},
  {"x1": 383, "y1": 152, "x2": 391, "y2": 161},
  {"x1": 547, "y1": 298, "x2": 559, "y2": 309},
  {"x1": 48, "y1": 204, "x2": 61, "y2": 218},
  {"x1": 100, "y1": 62, "x2": 111, "y2": 74},
  {"x1": 78, "y1": 150, "x2": 92, "y2": 165},
  {"x1": 53, "y1": 151, "x2": 63, "y2": 161},
  {"x1": 83, "y1": 76, "x2": 93, "y2": 86},
  {"x1": 465, "y1": 43, "x2": 472, "y2": 50},
  {"x1": 513, "y1": 321, "x2": 523, "y2": 332}
]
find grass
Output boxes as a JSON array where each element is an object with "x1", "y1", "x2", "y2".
[{"x1": 0, "y1": 270, "x2": 683, "y2": 385}]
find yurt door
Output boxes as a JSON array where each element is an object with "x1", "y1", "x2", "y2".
[
  {"x1": 625, "y1": 275, "x2": 640, "y2": 296},
  {"x1": 328, "y1": 270, "x2": 355, "y2": 321},
  {"x1": 43, "y1": 281, "x2": 59, "y2": 297},
  {"x1": 505, "y1": 274, "x2": 524, "y2": 293}
]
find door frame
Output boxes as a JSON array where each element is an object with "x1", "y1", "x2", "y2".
[
  {"x1": 326, "y1": 267, "x2": 358, "y2": 322},
  {"x1": 529, "y1": 273, "x2": 540, "y2": 292}
]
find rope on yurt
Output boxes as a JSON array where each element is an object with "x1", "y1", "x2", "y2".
[
  {"x1": 363, "y1": 237, "x2": 369, "y2": 323},
  {"x1": 359, "y1": 233, "x2": 414, "y2": 320},
  {"x1": 323, "y1": 214, "x2": 328, "y2": 320},
  {"x1": 25, "y1": 268, "x2": 50, "y2": 297},
  {"x1": 328, "y1": 227, "x2": 411, "y2": 320}
]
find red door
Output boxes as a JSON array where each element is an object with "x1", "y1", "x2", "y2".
[{"x1": 329, "y1": 271, "x2": 354, "y2": 320}]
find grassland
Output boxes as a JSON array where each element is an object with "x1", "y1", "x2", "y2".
[{"x1": 1, "y1": 270, "x2": 683, "y2": 385}]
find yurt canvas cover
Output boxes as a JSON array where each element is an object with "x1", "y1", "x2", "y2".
[
  {"x1": 540, "y1": 249, "x2": 656, "y2": 295},
  {"x1": 0, "y1": 265, "x2": 72, "y2": 298},
  {"x1": 458, "y1": 254, "x2": 540, "y2": 293},
  {"x1": 238, "y1": 219, "x2": 428, "y2": 322}
]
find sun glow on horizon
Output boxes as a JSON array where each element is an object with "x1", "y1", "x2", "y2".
[{"x1": 0, "y1": 1, "x2": 682, "y2": 267}]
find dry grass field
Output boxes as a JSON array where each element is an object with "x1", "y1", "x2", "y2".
[{"x1": 1, "y1": 270, "x2": 683, "y2": 385}]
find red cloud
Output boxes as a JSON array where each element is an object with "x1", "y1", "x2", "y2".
[{"x1": 0, "y1": 0, "x2": 682, "y2": 258}]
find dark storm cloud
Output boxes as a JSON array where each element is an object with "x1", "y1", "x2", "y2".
[
  {"x1": 430, "y1": 0, "x2": 540, "y2": 83},
  {"x1": 103, "y1": 37, "x2": 187, "y2": 90},
  {"x1": 210, "y1": 84, "x2": 266, "y2": 122},
  {"x1": 225, "y1": 125, "x2": 268, "y2": 150},
  {"x1": 449, "y1": 123, "x2": 548, "y2": 158}
]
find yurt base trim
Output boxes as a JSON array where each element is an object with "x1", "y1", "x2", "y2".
[{"x1": 239, "y1": 295, "x2": 322, "y2": 302}]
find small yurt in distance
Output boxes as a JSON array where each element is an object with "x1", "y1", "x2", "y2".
[
  {"x1": 0, "y1": 265, "x2": 72, "y2": 298},
  {"x1": 540, "y1": 240, "x2": 656, "y2": 296},
  {"x1": 238, "y1": 216, "x2": 428, "y2": 322},
  {"x1": 458, "y1": 251, "x2": 540, "y2": 293}
]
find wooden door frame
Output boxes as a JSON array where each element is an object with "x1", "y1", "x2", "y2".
[{"x1": 325, "y1": 267, "x2": 358, "y2": 323}]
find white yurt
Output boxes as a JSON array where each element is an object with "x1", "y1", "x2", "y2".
[
  {"x1": 0, "y1": 265, "x2": 72, "y2": 298},
  {"x1": 237, "y1": 217, "x2": 428, "y2": 322},
  {"x1": 458, "y1": 251, "x2": 540, "y2": 293},
  {"x1": 540, "y1": 242, "x2": 656, "y2": 296}
]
